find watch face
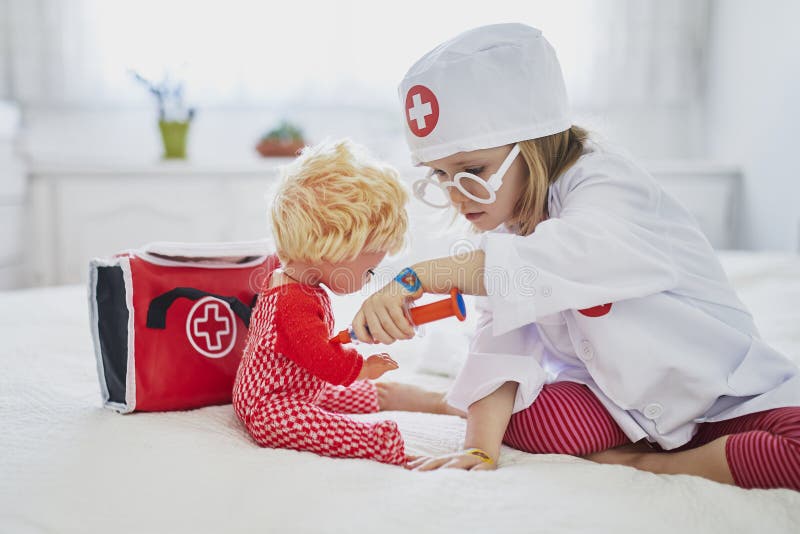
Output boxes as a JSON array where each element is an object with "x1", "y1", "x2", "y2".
[{"x1": 397, "y1": 268, "x2": 420, "y2": 291}]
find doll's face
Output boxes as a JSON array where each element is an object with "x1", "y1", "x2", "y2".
[
  {"x1": 319, "y1": 251, "x2": 386, "y2": 295},
  {"x1": 425, "y1": 144, "x2": 527, "y2": 232}
]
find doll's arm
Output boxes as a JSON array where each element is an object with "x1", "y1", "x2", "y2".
[
  {"x1": 356, "y1": 353, "x2": 398, "y2": 380},
  {"x1": 277, "y1": 294, "x2": 363, "y2": 386}
]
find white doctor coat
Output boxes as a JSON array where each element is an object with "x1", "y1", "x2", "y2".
[{"x1": 445, "y1": 142, "x2": 800, "y2": 450}]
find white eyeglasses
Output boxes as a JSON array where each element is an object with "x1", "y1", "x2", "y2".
[{"x1": 412, "y1": 144, "x2": 521, "y2": 208}]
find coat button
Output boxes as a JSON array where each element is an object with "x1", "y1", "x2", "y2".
[
  {"x1": 644, "y1": 403, "x2": 664, "y2": 420},
  {"x1": 579, "y1": 340, "x2": 594, "y2": 361}
]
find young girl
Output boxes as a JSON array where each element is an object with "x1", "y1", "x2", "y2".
[
  {"x1": 355, "y1": 23, "x2": 800, "y2": 489},
  {"x1": 232, "y1": 139, "x2": 409, "y2": 465}
]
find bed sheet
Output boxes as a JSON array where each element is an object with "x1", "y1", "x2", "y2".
[{"x1": 1, "y1": 251, "x2": 800, "y2": 533}]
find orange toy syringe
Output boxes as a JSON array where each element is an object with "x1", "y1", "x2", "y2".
[{"x1": 330, "y1": 288, "x2": 466, "y2": 344}]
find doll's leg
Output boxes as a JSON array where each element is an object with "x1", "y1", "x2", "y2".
[
  {"x1": 681, "y1": 407, "x2": 800, "y2": 490},
  {"x1": 503, "y1": 381, "x2": 630, "y2": 456},
  {"x1": 375, "y1": 382, "x2": 465, "y2": 416},
  {"x1": 315, "y1": 380, "x2": 380, "y2": 414},
  {"x1": 246, "y1": 395, "x2": 405, "y2": 465}
]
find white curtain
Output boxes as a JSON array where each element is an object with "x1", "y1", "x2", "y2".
[
  {"x1": 2, "y1": 0, "x2": 709, "y2": 112},
  {"x1": 580, "y1": 0, "x2": 710, "y2": 108}
]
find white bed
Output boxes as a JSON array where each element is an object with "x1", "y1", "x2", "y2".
[{"x1": 2, "y1": 250, "x2": 800, "y2": 533}]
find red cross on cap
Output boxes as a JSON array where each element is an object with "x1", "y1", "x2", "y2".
[{"x1": 405, "y1": 85, "x2": 439, "y2": 137}]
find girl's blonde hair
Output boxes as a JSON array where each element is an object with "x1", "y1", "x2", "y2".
[
  {"x1": 508, "y1": 125, "x2": 589, "y2": 236},
  {"x1": 271, "y1": 139, "x2": 408, "y2": 264}
]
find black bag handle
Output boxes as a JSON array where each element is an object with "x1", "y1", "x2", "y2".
[{"x1": 146, "y1": 287, "x2": 255, "y2": 329}]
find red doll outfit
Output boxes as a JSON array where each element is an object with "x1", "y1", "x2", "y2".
[{"x1": 233, "y1": 277, "x2": 405, "y2": 465}]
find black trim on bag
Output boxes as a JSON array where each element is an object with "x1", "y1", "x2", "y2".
[
  {"x1": 96, "y1": 266, "x2": 129, "y2": 404},
  {"x1": 146, "y1": 287, "x2": 254, "y2": 329}
]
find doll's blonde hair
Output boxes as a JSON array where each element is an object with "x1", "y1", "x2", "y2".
[{"x1": 271, "y1": 139, "x2": 408, "y2": 264}]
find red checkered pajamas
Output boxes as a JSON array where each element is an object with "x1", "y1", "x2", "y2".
[{"x1": 232, "y1": 281, "x2": 404, "y2": 465}]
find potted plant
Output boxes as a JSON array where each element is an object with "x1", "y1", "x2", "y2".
[
  {"x1": 256, "y1": 120, "x2": 306, "y2": 157},
  {"x1": 131, "y1": 70, "x2": 196, "y2": 159}
]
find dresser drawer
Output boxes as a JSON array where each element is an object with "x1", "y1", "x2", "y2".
[
  {"x1": 0, "y1": 146, "x2": 26, "y2": 201},
  {"x1": 0, "y1": 204, "x2": 24, "y2": 265},
  {"x1": 648, "y1": 164, "x2": 741, "y2": 249}
]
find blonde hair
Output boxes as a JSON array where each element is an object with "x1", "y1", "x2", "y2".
[
  {"x1": 271, "y1": 139, "x2": 408, "y2": 264},
  {"x1": 508, "y1": 125, "x2": 589, "y2": 236}
]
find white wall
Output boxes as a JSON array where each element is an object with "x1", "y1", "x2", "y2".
[
  {"x1": 19, "y1": 105, "x2": 706, "y2": 171},
  {"x1": 705, "y1": 0, "x2": 800, "y2": 251},
  {"x1": 19, "y1": 106, "x2": 414, "y2": 169},
  {"x1": 0, "y1": 0, "x2": 9, "y2": 98}
]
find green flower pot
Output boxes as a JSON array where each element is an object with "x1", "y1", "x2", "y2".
[{"x1": 158, "y1": 120, "x2": 190, "y2": 159}]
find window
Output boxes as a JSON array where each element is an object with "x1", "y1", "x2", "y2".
[{"x1": 8, "y1": 0, "x2": 686, "y2": 110}]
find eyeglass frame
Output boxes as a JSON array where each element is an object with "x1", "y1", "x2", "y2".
[{"x1": 412, "y1": 143, "x2": 521, "y2": 208}]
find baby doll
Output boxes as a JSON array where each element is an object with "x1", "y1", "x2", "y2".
[{"x1": 232, "y1": 139, "x2": 408, "y2": 465}]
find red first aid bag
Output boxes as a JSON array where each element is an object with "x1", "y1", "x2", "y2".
[{"x1": 89, "y1": 241, "x2": 279, "y2": 413}]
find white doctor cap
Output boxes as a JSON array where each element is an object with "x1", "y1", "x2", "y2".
[{"x1": 398, "y1": 23, "x2": 572, "y2": 165}]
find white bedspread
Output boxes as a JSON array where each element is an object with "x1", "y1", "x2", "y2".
[{"x1": 2, "y1": 251, "x2": 800, "y2": 533}]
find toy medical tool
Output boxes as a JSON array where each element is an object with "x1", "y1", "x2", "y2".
[{"x1": 330, "y1": 288, "x2": 466, "y2": 344}]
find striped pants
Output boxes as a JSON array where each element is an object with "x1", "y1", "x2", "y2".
[{"x1": 502, "y1": 381, "x2": 800, "y2": 491}]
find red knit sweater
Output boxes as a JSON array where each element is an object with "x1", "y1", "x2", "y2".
[{"x1": 259, "y1": 282, "x2": 363, "y2": 386}]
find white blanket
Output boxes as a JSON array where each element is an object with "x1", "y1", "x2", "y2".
[{"x1": 2, "y1": 252, "x2": 800, "y2": 533}]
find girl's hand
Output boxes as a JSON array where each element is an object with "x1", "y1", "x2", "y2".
[
  {"x1": 352, "y1": 281, "x2": 418, "y2": 345},
  {"x1": 405, "y1": 450, "x2": 496, "y2": 472},
  {"x1": 357, "y1": 353, "x2": 399, "y2": 380}
]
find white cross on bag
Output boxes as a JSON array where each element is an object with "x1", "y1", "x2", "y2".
[{"x1": 193, "y1": 303, "x2": 231, "y2": 350}]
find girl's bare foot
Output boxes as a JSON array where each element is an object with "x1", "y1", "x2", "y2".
[
  {"x1": 584, "y1": 440, "x2": 654, "y2": 467},
  {"x1": 586, "y1": 436, "x2": 734, "y2": 485},
  {"x1": 585, "y1": 440, "x2": 653, "y2": 466},
  {"x1": 376, "y1": 382, "x2": 465, "y2": 417}
]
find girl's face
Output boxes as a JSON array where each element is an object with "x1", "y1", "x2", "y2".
[{"x1": 425, "y1": 144, "x2": 527, "y2": 232}]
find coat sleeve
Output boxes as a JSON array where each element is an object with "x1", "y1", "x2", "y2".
[
  {"x1": 481, "y1": 154, "x2": 680, "y2": 336},
  {"x1": 276, "y1": 291, "x2": 363, "y2": 386},
  {"x1": 445, "y1": 296, "x2": 547, "y2": 414}
]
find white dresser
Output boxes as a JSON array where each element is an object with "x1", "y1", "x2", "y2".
[
  {"x1": 0, "y1": 101, "x2": 27, "y2": 290},
  {"x1": 646, "y1": 160, "x2": 741, "y2": 250},
  {"x1": 24, "y1": 158, "x2": 742, "y2": 288},
  {"x1": 27, "y1": 160, "x2": 288, "y2": 287}
]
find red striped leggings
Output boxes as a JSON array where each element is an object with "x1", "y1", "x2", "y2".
[{"x1": 502, "y1": 381, "x2": 800, "y2": 491}]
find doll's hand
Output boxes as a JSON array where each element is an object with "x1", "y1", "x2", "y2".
[
  {"x1": 405, "y1": 450, "x2": 496, "y2": 472},
  {"x1": 357, "y1": 353, "x2": 399, "y2": 380},
  {"x1": 352, "y1": 280, "x2": 419, "y2": 344}
]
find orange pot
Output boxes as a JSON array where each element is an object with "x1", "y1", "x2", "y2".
[{"x1": 255, "y1": 138, "x2": 305, "y2": 157}]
